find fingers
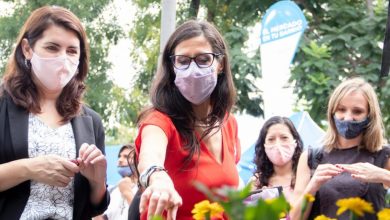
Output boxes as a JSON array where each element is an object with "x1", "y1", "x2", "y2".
[
  {"x1": 310, "y1": 164, "x2": 343, "y2": 188},
  {"x1": 148, "y1": 191, "x2": 164, "y2": 218},
  {"x1": 154, "y1": 191, "x2": 170, "y2": 215},
  {"x1": 56, "y1": 174, "x2": 72, "y2": 187},
  {"x1": 167, "y1": 205, "x2": 179, "y2": 220},
  {"x1": 90, "y1": 154, "x2": 106, "y2": 165},
  {"x1": 338, "y1": 163, "x2": 381, "y2": 183},
  {"x1": 78, "y1": 143, "x2": 105, "y2": 166},
  {"x1": 62, "y1": 159, "x2": 80, "y2": 174},
  {"x1": 52, "y1": 159, "x2": 77, "y2": 186},
  {"x1": 167, "y1": 194, "x2": 182, "y2": 220},
  {"x1": 139, "y1": 186, "x2": 182, "y2": 219},
  {"x1": 315, "y1": 164, "x2": 343, "y2": 177},
  {"x1": 140, "y1": 188, "x2": 153, "y2": 213},
  {"x1": 79, "y1": 143, "x2": 97, "y2": 163},
  {"x1": 339, "y1": 165, "x2": 357, "y2": 174},
  {"x1": 351, "y1": 173, "x2": 365, "y2": 181}
]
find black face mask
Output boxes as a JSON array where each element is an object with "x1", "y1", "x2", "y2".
[{"x1": 333, "y1": 115, "x2": 370, "y2": 139}]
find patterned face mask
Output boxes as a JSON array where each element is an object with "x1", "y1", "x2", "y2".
[
  {"x1": 264, "y1": 141, "x2": 297, "y2": 166},
  {"x1": 333, "y1": 115, "x2": 370, "y2": 139}
]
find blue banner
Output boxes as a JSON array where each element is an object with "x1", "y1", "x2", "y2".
[
  {"x1": 259, "y1": 0, "x2": 308, "y2": 117},
  {"x1": 261, "y1": 0, "x2": 307, "y2": 44}
]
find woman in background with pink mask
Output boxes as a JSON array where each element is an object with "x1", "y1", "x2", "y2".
[
  {"x1": 248, "y1": 116, "x2": 303, "y2": 204},
  {"x1": 134, "y1": 20, "x2": 240, "y2": 220},
  {"x1": 0, "y1": 6, "x2": 109, "y2": 220}
]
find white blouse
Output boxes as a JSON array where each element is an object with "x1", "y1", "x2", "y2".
[{"x1": 20, "y1": 114, "x2": 76, "y2": 220}]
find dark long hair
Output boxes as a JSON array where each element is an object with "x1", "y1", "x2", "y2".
[
  {"x1": 2, "y1": 6, "x2": 89, "y2": 122},
  {"x1": 253, "y1": 116, "x2": 303, "y2": 188},
  {"x1": 138, "y1": 20, "x2": 236, "y2": 167}
]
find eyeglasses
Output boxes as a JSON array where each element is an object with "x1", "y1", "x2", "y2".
[{"x1": 170, "y1": 53, "x2": 223, "y2": 70}]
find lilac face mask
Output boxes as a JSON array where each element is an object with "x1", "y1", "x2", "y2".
[
  {"x1": 174, "y1": 62, "x2": 217, "y2": 105},
  {"x1": 30, "y1": 52, "x2": 79, "y2": 92}
]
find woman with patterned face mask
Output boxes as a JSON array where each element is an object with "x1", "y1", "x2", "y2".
[
  {"x1": 133, "y1": 20, "x2": 240, "y2": 220},
  {"x1": 291, "y1": 77, "x2": 390, "y2": 220},
  {"x1": 0, "y1": 6, "x2": 109, "y2": 220},
  {"x1": 248, "y1": 116, "x2": 303, "y2": 205}
]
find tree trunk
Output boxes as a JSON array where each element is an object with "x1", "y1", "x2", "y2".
[
  {"x1": 189, "y1": 0, "x2": 200, "y2": 19},
  {"x1": 366, "y1": 0, "x2": 373, "y2": 17}
]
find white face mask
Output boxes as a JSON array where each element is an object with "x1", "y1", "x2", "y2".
[
  {"x1": 174, "y1": 62, "x2": 218, "y2": 104},
  {"x1": 30, "y1": 52, "x2": 79, "y2": 92}
]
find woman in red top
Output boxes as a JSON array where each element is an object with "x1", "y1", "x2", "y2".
[{"x1": 135, "y1": 20, "x2": 240, "y2": 220}]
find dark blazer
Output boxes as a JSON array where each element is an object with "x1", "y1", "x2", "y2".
[{"x1": 0, "y1": 93, "x2": 109, "y2": 219}]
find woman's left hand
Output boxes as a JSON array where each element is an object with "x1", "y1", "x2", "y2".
[
  {"x1": 77, "y1": 143, "x2": 107, "y2": 184},
  {"x1": 339, "y1": 162, "x2": 385, "y2": 183}
]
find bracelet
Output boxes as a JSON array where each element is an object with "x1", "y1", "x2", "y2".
[{"x1": 139, "y1": 165, "x2": 167, "y2": 188}]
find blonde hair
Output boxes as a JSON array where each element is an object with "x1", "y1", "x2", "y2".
[{"x1": 323, "y1": 77, "x2": 385, "y2": 152}]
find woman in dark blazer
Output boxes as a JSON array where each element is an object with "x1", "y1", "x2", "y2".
[{"x1": 0, "y1": 6, "x2": 109, "y2": 219}]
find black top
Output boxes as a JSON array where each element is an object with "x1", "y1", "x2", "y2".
[
  {"x1": 0, "y1": 93, "x2": 110, "y2": 219},
  {"x1": 308, "y1": 145, "x2": 390, "y2": 220}
]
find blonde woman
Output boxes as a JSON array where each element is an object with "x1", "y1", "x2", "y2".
[{"x1": 290, "y1": 77, "x2": 389, "y2": 220}]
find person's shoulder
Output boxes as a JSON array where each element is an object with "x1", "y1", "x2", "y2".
[
  {"x1": 307, "y1": 146, "x2": 323, "y2": 169},
  {"x1": 376, "y1": 145, "x2": 390, "y2": 157},
  {"x1": 373, "y1": 145, "x2": 390, "y2": 167},
  {"x1": 381, "y1": 145, "x2": 390, "y2": 151},
  {"x1": 224, "y1": 113, "x2": 238, "y2": 125},
  {"x1": 81, "y1": 105, "x2": 102, "y2": 120},
  {"x1": 149, "y1": 109, "x2": 169, "y2": 118},
  {"x1": 0, "y1": 88, "x2": 13, "y2": 109},
  {"x1": 141, "y1": 109, "x2": 172, "y2": 125},
  {"x1": 0, "y1": 86, "x2": 9, "y2": 102}
]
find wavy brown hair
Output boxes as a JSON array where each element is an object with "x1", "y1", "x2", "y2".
[
  {"x1": 253, "y1": 116, "x2": 303, "y2": 189},
  {"x1": 138, "y1": 20, "x2": 236, "y2": 167},
  {"x1": 2, "y1": 6, "x2": 89, "y2": 122}
]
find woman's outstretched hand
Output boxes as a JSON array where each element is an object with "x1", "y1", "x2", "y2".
[{"x1": 139, "y1": 172, "x2": 182, "y2": 220}]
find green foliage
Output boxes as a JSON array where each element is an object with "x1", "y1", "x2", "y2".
[
  {"x1": 129, "y1": 0, "x2": 161, "y2": 94},
  {"x1": 0, "y1": 1, "x2": 141, "y2": 143},
  {"x1": 130, "y1": 0, "x2": 390, "y2": 138},
  {"x1": 292, "y1": 0, "x2": 390, "y2": 137},
  {"x1": 4, "y1": 0, "x2": 390, "y2": 142},
  {"x1": 194, "y1": 182, "x2": 290, "y2": 220}
]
